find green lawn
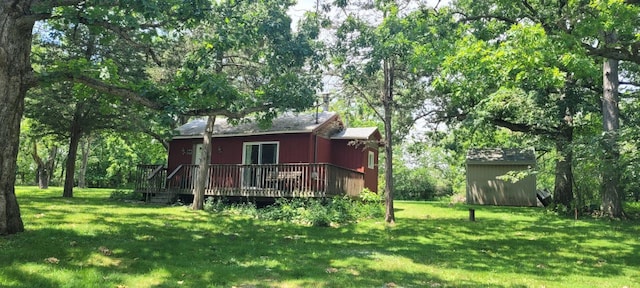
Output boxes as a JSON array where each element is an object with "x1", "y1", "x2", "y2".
[{"x1": 1, "y1": 187, "x2": 639, "y2": 288}]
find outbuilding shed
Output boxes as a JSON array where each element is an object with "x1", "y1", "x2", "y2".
[{"x1": 466, "y1": 148, "x2": 537, "y2": 207}]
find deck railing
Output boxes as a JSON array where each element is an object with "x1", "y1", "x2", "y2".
[
  {"x1": 134, "y1": 165, "x2": 167, "y2": 198},
  {"x1": 145, "y1": 163, "x2": 364, "y2": 198}
]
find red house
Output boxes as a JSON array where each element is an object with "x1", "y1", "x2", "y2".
[{"x1": 135, "y1": 111, "x2": 381, "y2": 202}]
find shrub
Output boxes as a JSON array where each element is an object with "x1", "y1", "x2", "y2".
[
  {"x1": 394, "y1": 167, "x2": 454, "y2": 200},
  {"x1": 203, "y1": 197, "x2": 226, "y2": 213},
  {"x1": 109, "y1": 189, "x2": 142, "y2": 201},
  {"x1": 304, "y1": 200, "x2": 332, "y2": 227},
  {"x1": 208, "y1": 196, "x2": 384, "y2": 227},
  {"x1": 359, "y1": 188, "x2": 382, "y2": 203}
]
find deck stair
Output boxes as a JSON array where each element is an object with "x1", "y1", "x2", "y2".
[{"x1": 146, "y1": 190, "x2": 175, "y2": 204}]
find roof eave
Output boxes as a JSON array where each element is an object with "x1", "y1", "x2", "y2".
[{"x1": 172, "y1": 129, "x2": 311, "y2": 140}]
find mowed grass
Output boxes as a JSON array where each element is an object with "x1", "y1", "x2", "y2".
[{"x1": 1, "y1": 187, "x2": 639, "y2": 288}]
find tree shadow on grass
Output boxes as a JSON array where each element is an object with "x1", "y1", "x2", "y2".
[{"x1": 5, "y1": 191, "x2": 640, "y2": 287}]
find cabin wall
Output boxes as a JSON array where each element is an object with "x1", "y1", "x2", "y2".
[
  {"x1": 331, "y1": 139, "x2": 378, "y2": 193},
  {"x1": 168, "y1": 133, "x2": 313, "y2": 173},
  {"x1": 315, "y1": 136, "x2": 332, "y2": 163},
  {"x1": 167, "y1": 131, "x2": 380, "y2": 193},
  {"x1": 331, "y1": 139, "x2": 364, "y2": 171},
  {"x1": 229, "y1": 133, "x2": 311, "y2": 163},
  {"x1": 363, "y1": 146, "x2": 378, "y2": 193},
  {"x1": 168, "y1": 139, "x2": 201, "y2": 173}
]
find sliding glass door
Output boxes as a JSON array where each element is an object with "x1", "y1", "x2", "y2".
[{"x1": 242, "y1": 142, "x2": 278, "y2": 187}]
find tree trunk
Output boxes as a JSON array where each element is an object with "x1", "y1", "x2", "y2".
[
  {"x1": 383, "y1": 58, "x2": 395, "y2": 224},
  {"x1": 32, "y1": 141, "x2": 49, "y2": 189},
  {"x1": 193, "y1": 116, "x2": 215, "y2": 210},
  {"x1": 0, "y1": 3, "x2": 36, "y2": 235},
  {"x1": 601, "y1": 50, "x2": 623, "y2": 217},
  {"x1": 63, "y1": 115, "x2": 83, "y2": 198},
  {"x1": 553, "y1": 129, "x2": 573, "y2": 208},
  {"x1": 46, "y1": 146, "x2": 58, "y2": 186},
  {"x1": 78, "y1": 137, "x2": 91, "y2": 188}
]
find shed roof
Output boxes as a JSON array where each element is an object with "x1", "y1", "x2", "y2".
[
  {"x1": 175, "y1": 111, "x2": 338, "y2": 138},
  {"x1": 466, "y1": 148, "x2": 536, "y2": 165},
  {"x1": 331, "y1": 127, "x2": 379, "y2": 140}
]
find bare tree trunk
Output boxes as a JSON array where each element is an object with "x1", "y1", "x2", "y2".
[
  {"x1": 553, "y1": 129, "x2": 573, "y2": 208},
  {"x1": 78, "y1": 136, "x2": 91, "y2": 188},
  {"x1": 383, "y1": 58, "x2": 395, "y2": 224},
  {"x1": 0, "y1": 3, "x2": 35, "y2": 235},
  {"x1": 601, "y1": 45, "x2": 623, "y2": 217},
  {"x1": 63, "y1": 114, "x2": 83, "y2": 198},
  {"x1": 32, "y1": 142, "x2": 49, "y2": 189},
  {"x1": 193, "y1": 116, "x2": 215, "y2": 210},
  {"x1": 46, "y1": 146, "x2": 58, "y2": 186}
]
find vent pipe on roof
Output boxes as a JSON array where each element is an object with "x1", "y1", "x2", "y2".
[
  {"x1": 315, "y1": 92, "x2": 331, "y2": 124},
  {"x1": 322, "y1": 92, "x2": 330, "y2": 112}
]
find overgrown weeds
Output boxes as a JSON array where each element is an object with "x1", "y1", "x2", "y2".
[{"x1": 203, "y1": 192, "x2": 384, "y2": 227}]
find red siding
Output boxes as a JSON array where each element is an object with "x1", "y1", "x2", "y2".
[
  {"x1": 169, "y1": 133, "x2": 313, "y2": 173},
  {"x1": 218, "y1": 133, "x2": 311, "y2": 163},
  {"x1": 315, "y1": 136, "x2": 332, "y2": 163},
  {"x1": 167, "y1": 129, "x2": 380, "y2": 193},
  {"x1": 363, "y1": 147, "x2": 379, "y2": 193},
  {"x1": 331, "y1": 139, "x2": 364, "y2": 171},
  {"x1": 168, "y1": 139, "x2": 201, "y2": 172},
  {"x1": 330, "y1": 139, "x2": 379, "y2": 193}
]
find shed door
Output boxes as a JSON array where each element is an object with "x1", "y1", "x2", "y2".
[{"x1": 242, "y1": 142, "x2": 278, "y2": 187}]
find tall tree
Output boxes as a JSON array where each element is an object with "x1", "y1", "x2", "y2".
[
  {"x1": 330, "y1": 1, "x2": 455, "y2": 223},
  {"x1": 601, "y1": 33, "x2": 622, "y2": 216},
  {"x1": 447, "y1": 0, "x2": 640, "y2": 216},
  {"x1": 177, "y1": 0, "x2": 323, "y2": 210},
  {"x1": 433, "y1": 21, "x2": 600, "y2": 210},
  {"x1": 1, "y1": 0, "x2": 210, "y2": 235}
]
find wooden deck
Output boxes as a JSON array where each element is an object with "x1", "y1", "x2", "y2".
[{"x1": 135, "y1": 163, "x2": 365, "y2": 200}]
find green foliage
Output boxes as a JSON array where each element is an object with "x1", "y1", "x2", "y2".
[
  {"x1": 203, "y1": 197, "x2": 227, "y2": 213},
  {"x1": 205, "y1": 196, "x2": 383, "y2": 227},
  {"x1": 169, "y1": 0, "x2": 322, "y2": 119},
  {"x1": 359, "y1": 188, "x2": 382, "y2": 203},
  {"x1": 394, "y1": 164, "x2": 453, "y2": 201},
  {"x1": 108, "y1": 189, "x2": 143, "y2": 202},
  {"x1": 204, "y1": 197, "x2": 259, "y2": 217}
]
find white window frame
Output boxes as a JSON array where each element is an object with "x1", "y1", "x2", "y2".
[
  {"x1": 242, "y1": 141, "x2": 280, "y2": 165},
  {"x1": 368, "y1": 151, "x2": 375, "y2": 169},
  {"x1": 241, "y1": 141, "x2": 280, "y2": 188}
]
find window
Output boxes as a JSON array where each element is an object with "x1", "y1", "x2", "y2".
[{"x1": 368, "y1": 151, "x2": 375, "y2": 169}]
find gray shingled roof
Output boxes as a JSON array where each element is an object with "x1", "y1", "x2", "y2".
[
  {"x1": 466, "y1": 148, "x2": 536, "y2": 165},
  {"x1": 331, "y1": 127, "x2": 379, "y2": 140},
  {"x1": 175, "y1": 111, "x2": 338, "y2": 138}
]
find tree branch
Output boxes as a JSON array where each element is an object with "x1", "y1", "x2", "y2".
[
  {"x1": 32, "y1": 141, "x2": 45, "y2": 167},
  {"x1": 344, "y1": 82, "x2": 384, "y2": 121},
  {"x1": 455, "y1": 12, "x2": 518, "y2": 25},
  {"x1": 620, "y1": 81, "x2": 640, "y2": 87},
  {"x1": 75, "y1": 17, "x2": 163, "y2": 66},
  {"x1": 491, "y1": 118, "x2": 558, "y2": 136},
  {"x1": 182, "y1": 104, "x2": 273, "y2": 119},
  {"x1": 582, "y1": 43, "x2": 640, "y2": 64},
  {"x1": 69, "y1": 74, "x2": 164, "y2": 110}
]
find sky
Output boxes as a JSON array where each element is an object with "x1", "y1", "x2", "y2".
[{"x1": 288, "y1": 0, "x2": 450, "y2": 30}]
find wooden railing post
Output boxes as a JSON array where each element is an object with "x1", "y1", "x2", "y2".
[{"x1": 155, "y1": 163, "x2": 364, "y2": 199}]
